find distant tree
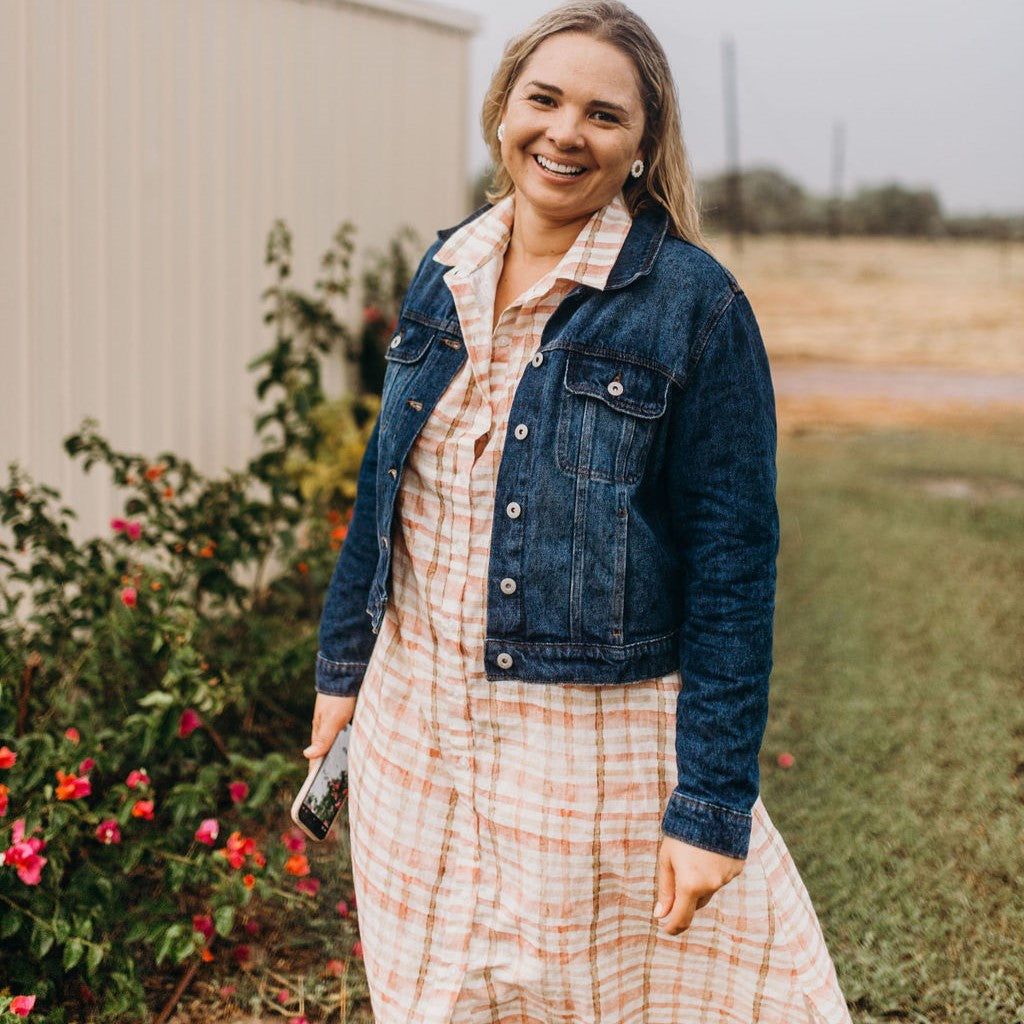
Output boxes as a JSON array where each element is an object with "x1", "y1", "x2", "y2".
[
  {"x1": 843, "y1": 183, "x2": 944, "y2": 237},
  {"x1": 699, "y1": 166, "x2": 810, "y2": 234}
]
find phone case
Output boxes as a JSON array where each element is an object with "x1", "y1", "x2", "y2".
[{"x1": 290, "y1": 723, "x2": 351, "y2": 842}]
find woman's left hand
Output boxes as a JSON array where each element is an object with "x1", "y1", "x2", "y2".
[{"x1": 653, "y1": 836, "x2": 744, "y2": 935}]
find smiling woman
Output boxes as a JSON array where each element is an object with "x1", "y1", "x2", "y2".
[{"x1": 306, "y1": 3, "x2": 852, "y2": 1022}]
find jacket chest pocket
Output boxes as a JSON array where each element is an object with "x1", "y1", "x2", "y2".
[
  {"x1": 556, "y1": 351, "x2": 672, "y2": 484},
  {"x1": 379, "y1": 322, "x2": 435, "y2": 433}
]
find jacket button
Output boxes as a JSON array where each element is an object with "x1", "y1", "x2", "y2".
[
  {"x1": 531, "y1": 352, "x2": 544, "y2": 368},
  {"x1": 607, "y1": 380, "x2": 624, "y2": 397},
  {"x1": 500, "y1": 577, "x2": 517, "y2": 595},
  {"x1": 506, "y1": 501, "x2": 522, "y2": 519},
  {"x1": 496, "y1": 652, "x2": 513, "y2": 669},
  {"x1": 514, "y1": 423, "x2": 528, "y2": 440},
  {"x1": 390, "y1": 334, "x2": 402, "y2": 348},
  {"x1": 380, "y1": 536, "x2": 388, "y2": 549}
]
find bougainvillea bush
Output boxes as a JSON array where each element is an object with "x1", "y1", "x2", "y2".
[{"x1": 0, "y1": 222, "x2": 401, "y2": 1021}]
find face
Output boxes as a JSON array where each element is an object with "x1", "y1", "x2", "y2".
[{"x1": 499, "y1": 32, "x2": 646, "y2": 229}]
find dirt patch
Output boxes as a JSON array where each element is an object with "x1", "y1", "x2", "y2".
[{"x1": 918, "y1": 475, "x2": 1024, "y2": 501}]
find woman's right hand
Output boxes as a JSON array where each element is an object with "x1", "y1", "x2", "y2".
[{"x1": 304, "y1": 692, "x2": 357, "y2": 765}]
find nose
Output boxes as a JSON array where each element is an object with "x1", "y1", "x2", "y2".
[{"x1": 545, "y1": 107, "x2": 584, "y2": 150}]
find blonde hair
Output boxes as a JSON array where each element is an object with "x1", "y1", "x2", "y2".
[{"x1": 481, "y1": 1, "x2": 705, "y2": 246}]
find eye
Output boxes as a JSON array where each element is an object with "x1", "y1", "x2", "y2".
[
  {"x1": 528, "y1": 93, "x2": 557, "y2": 107},
  {"x1": 592, "y1": 110, "x2": 621, "y2": 125}
]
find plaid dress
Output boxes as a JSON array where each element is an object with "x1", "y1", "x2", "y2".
[{"x1": 347, "y1": 196, "x2": 851, "y2": 1024}]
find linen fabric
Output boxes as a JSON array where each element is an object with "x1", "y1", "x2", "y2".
[{"x1": 346, "y1": 197, "x2": 850, "y2": 1023}]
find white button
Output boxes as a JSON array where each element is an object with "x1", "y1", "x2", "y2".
[
  {"x1": 496, "y1": 652, "x2": 513, "y2": 669},
  {"x1": 506, "y1": 501, "x2": 522, "y2": 519},
  {"x1": 514, "y1": 424, "x2": 528, "y2": 440},
  {"x1": 380, "y1": 536, "x2": 388, "y2": 548},
  {"x1": 500, "y1": 577, "x2": 517, "y2": 595},
  {"x1": 531, "y1": 352, "x2": 544, "y2": 368},
  {"x1": 389, "y1": 334, "x2": 402, "y2": 348},
  {"x1": 607, "y1": 380, "x2": 624, "y2": 397}
]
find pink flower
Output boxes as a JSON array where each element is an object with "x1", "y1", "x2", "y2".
[
  {"x1": 277, "y1": 989, "x2": 291, "y2": 1004},
  {"x1": 10, "y1": 995, "x2": 36, "y2": 1017},
  {"x1": 3, "y1": 821, "x2": 47, "y2": 885},
  {"x1": 177, "y1": 708, "x2": 202, "y2": 738},
  {"x1": 192, "y1": 914, "x2": 214, "y2": 941},
  {"x1": 218, "y1": 985, "x2": 237, "y2": 998},
  {"x1": 110, "y1": 518, "x2": 142, "y2": 541},
  {"x1": 64, "y1": 727, "x2": 80, "y2": 744},
  {"x1": 295, "y1": 877, "x2": 320, "y2": 896},
  {"x1": 228, "y1": 780, "x2": 249, "y2": 804},
  {"x1": 777, "y1": 752, "x2": 796, "y2": 769},
  {"x1": 120, "y1": 586, "x2": 137, "y2": 608},
  {"x1": 289, "y1": 1017, "x2": 309, "y2": 1024},
  {"x1": 325, "y1": 958, "x2": 345, "y2": 976},
  {"x1": 244, "y1": 919, "x2": 261, "y2": 936},
  {"x1": 131, "y1": 799, "x2": 155, "y2": 820},
  {"x1": 78, "y1": 757, "x2": 95, "y2": 774},
  {"x1": 126, "y1": 768, "x2": 150, "y2": 789},
  {"x1": 231, "y1": 944, "x2": 250, "y2": 965},
  {"x1": 281, "y1": 828, "x2": 306, "y2": 852},
  {"x1": 335, "y1": 899, "x2": 350, "y2": 918},
  {"x1": 352, "y1": 940, "x2": 363, "y2": 959},
  {"x1": 55, "y1": 770, "x2": 91, "y2": 801},
  {"x1": 0, "y1": 783, "x2": 8, "y2": 817},
  {"x1": 194, "y1": 818, "x2": 219, "y2": 845},
  {"x1": 95, "y1": 820, "x2": 121, "y2": 845},
  {"x1": 217, "y1": 831, "x2": 255, "y2": 869},
  {"x1": 0, "y1": 745, "x2": 17, "y2": 769}
]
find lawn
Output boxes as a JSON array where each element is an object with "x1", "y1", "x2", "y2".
[{"x1": 763, "y1": 425, "x2": 1024, "y2": 1023}]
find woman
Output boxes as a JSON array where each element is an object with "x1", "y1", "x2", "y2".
[{"x1": 306, "y1": 2, "x2": 851, "y2": 1021}]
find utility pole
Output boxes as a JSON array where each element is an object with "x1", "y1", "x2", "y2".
[
  {"x1": 722, "y1": 37, "x2": 743, "y2": 249},
  {"x1": 828, "y1": 120, "x2": 846, "y2": 238}
]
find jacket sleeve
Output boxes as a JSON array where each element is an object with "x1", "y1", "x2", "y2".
[
  {"x1": 314, "y1": 415, "x2": 382, "y2": 697},
  {"x1": 661, "y1": 290, "x2": 779, "y2": 859}
]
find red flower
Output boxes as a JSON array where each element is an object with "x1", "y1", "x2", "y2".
[
  {"x1": 200, "y1": 947, "x2": 215, "y2": 962},
  {"x1": 228, "y1": 780, "x2": 249, "y2": 804},
  {"x1": 10, "y1": 995, "x2": 36, "y2": 1017},
  {"x1": 243, "y1": 873, "x2": 256, "y2": 890},
  {"x1": 3, "y1": 820, "x2": 47, "y2": 885},
  {"x1": 55, "y1": 770, "x2": 91, "y2": 801},
  {"x1": 198, "y1": 542, "x2": 216, "y2": 558},
  {"x1": 120, "y1": 586, "x2": 138, "y2": 608},
  {"x1": 282, "y1": 829, "x2": 306, "y2": 852},
  {"x1": 219, "y1": 984, "x2": 237, "y2": 998},
  {"x1": 777, "y1": 752, "x2": 796, "y2": 769},
  {"x1": 296, "y1": 561, "x2": 309, "y2": 575},
  {"x1": 178, "y1": 708, "x2": 202, "y2": 738},
  {"x1": 192, "y1": 914, "x2": 214, "y2": 941},
  {"x1": 289, "y1": 1017, "x2": 309, "y2": 1024},
  {"x1": 110, "y1": 518, "x2": 142, "y2": 541},
  {"x1": 231, "y1": 944, "x2": 250, "y2": 965},
  {"x1": 78, "y1": 757, "x2": 95, "y2": 774},
  {"x1": 295, "y1": 877, "x2": 320, "y2": 896},
  {"x1": 363, "y1": 305, "x2": 383, "y2": 323},
  {"x1": 277, "y1": 988, "x2": 291, "y2": 1004},
  {"x1": 131, "y1": 799, "x2": 155, "y2": 820},
  {"x1": 0, "y1": 745, "x2": 17, "y2": 769},
  {"x1": 195, "y1": 818, "x2": 219, "y2": 845},
  {"x1": 64, "y1": 727, "x2": 80, "y2": 744},
  {"x1": 0, "y1": 783, "x2": 9, "y2": 817},
  {"x1": 325, "y1": 958, "x2": 345, "y2": 977},
  {"x1": 252, "y1": 850, "x2": 266, "y2": 869},
  {"x1": 217, "y1": 831, "x2": 255, "y2": 869},
  {"x1": 125, "y1": 768, "x2": 150, "y2": 789},
  {"x1": 244, "y1": 919, "x2": 261, "y2": 935},
  {"x1": 352, "y1": 940, "x2": 364, "y2": 959},
  {"x1": 283, "y1": 853, "x2": 310, "y2": 877},
  {"x1": 144, "y1": 464, "x2": 165, "y2": 481},
  {"x1": 335, "y1": 899, "x2": 350, "y2": 918},
  {"x1": 95, "y1": 820, "x2": 121, "y2": 845}
]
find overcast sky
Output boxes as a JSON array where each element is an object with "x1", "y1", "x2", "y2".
[{"x1": 451, "y1": 0, "x2": 1024, "y2": 215}]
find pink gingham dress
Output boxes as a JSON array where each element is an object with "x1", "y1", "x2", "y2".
[{"x1": 346, "y1": 195, "x2": 851, "y2": 1024}]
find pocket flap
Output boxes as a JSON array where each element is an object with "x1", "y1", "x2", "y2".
[
  {"x1": 563, "y1": 351, "x2": 671, "y2": 419},
  {"x1": 384, "y1": 321, "x2": 434, "y2": 365}
]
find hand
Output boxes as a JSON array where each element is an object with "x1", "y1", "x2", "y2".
[
  {"x1": 303, "y1": 693, "x2": 357, "y2": 769},
  {"x1": 653, "y1": 836, "x2": 744, "y2": 935}
]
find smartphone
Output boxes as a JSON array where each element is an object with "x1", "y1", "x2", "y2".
[{"x1": 290, "y1": 723, "x2": 351, "y2": 842}]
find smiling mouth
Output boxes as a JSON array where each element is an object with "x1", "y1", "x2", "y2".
[{"x1": 534, "y1": 154, "x2": 586, "y2": 177}]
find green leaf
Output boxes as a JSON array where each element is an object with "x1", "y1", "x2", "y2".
[
  {"x1": 87, "y1": 941, "x2": 105, "y2": 974},
  {"x1": 30, "y1": 920, "x2": 55, "y2": 958},
  {"x1": 154, "y1": 923, "x2": 183, "y2": 965},
  {"x1": 64, "y1": 937, "x2": 85, "y2": 970},
  {"x1": 0, "y1": 909, "x2": 22, "y2": 939},
  {"x1": 213, "y1": 904, "x2": 235, "y2": 938},
  {"x1": 137, "y1": 690, "x2": 174, "y2": 708}
]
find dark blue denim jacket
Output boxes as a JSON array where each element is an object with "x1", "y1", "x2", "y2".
[{"x1": 316, "y1": 204, "x2": 778, "y2": 859}]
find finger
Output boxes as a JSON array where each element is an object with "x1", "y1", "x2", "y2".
[
  {"x1": 660, "y1": 888, "x2": 698, "y2": 936},
  {"x1": 304, "y1": 694, "x2": 355, "y2": 759},
  {"x1": 652, "y1": 841, "x2": 676, "y2": 921}
]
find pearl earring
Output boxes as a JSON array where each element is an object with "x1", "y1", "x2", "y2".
[
  {"x1": 497, "y1": 123, "x2": 506, "y2": 143},
  {"x1": 630, "y1": 159, "x2": 645, "y2": 179}
]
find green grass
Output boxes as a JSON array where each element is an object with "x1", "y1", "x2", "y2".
[{"x1": 763, "y1": 426, "x2": 1024, "y2": 1024}]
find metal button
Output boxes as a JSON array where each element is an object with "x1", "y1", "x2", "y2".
[
  {"x1": 380, "y1": 536, "x2": 388, "y2": 549},
  {"x1": 496, "y1": 652, "x2": 513, "y2": 669},
  {"x1": 506, "y1": 501, "x2": 522, "y2": 519},
  {"x1": 388, "y1": 467, "x2": 397, "y2": 478},
  {"x1": 514, "y1": 424, "x2": 528, "y2": 440},
  {"x1": 531, "y1": 352, "x2": 544, "y2": 368},
  {"x1": 500, "y1": 577, "x2": 517, "y2": 595},
  {"x1": 390, "y1": 334, "x2": 402, "y2": 348},
  {"x1": 607, "y1": 380, "x2": 624, "y2": 397}
]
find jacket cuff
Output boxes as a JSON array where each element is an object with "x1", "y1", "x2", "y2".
[
  {"x1": 661, "y1": 789, "x2": 752, "y2": 859},
  {"x1": 314, "y1": 652, "x2": 367, "y2": 698}
]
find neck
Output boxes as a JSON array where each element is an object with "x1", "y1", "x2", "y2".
[{"x1": 508, "y1": 197, "x2": 591, "y2": 266}]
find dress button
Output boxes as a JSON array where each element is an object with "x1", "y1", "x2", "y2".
[
  {"x1": 500, "y1": 577, "x2": 517, "y2": 595},
  {"x1": 514, "y1": 423, "x2": 528, "y2": 440},
  {"x1": 390, "y1": 333, "x2": 402, "y2": 348},
  {"x1": 496, "y1": 652, "x2": 514, "y2": 669},
  {"x1": 531, "y1": 352, "x2": 544, "y2": 368},
  {"x1": 607, "y1": 380, "x2": 624, "y2": 397},
  {"x1": 506, "y1": 501, "x2": 522, "y2": 519}
]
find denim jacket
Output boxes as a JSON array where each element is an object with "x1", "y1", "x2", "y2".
[{"x1": 316, "y1": 204, "x2": 778, "y2": 859}]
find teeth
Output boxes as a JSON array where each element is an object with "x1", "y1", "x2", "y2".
[{"x1": 535, "y1": 155, "x2": 585, "y2": 176}]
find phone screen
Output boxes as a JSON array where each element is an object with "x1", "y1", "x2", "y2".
[{"x1": 294, "y1": 724, "x2": 350, "y2": 841}]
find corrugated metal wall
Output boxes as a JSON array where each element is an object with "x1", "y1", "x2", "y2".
[{"x1": 0, "y1": 0, "x2": 475, "y2": 535}]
